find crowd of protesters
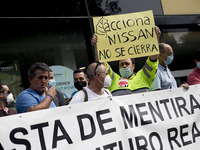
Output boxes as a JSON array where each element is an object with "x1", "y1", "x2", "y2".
[{"x1": 1, "y1": 26, "x2": 200, "y2": 117}]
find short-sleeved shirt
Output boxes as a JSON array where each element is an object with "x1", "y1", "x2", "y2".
[
  {"x1": 151, "y1": 64, "x2": 177, "y2": 90},
  {"x1": 69, "y1": 87, "x2": 112, "y2": 104},
  {"x1": 16, "y1": 89, "x2": 56, "y2": 113}
]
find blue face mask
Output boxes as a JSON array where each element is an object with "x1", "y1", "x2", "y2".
[
  {"x1": 164, "y1": 55, "x2": 174, "y2": 65},
  {"x1": 48, "y1": 79, "x2": 56, "y2": 88}
]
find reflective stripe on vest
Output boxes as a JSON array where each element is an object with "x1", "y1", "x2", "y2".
[
  {"x1": 142, "y1": 62, "x2": 153, "y2": 79},
  {"x1": 108, "y1": 64, "x2": 114, "y2": 80}
]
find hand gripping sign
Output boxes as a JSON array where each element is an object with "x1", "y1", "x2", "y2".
[{"x1": 93, "y1": 10, "x2": 159, "y2": 62}]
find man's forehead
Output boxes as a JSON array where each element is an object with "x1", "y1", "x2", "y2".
[
  {"x1": 166, "y1": 45, "x2": 173, "y2": 53},
  {"x1": 35, "y1": 69, "x2": 49, "y2": 75},
  {"x1": 74, "y1": 72, "x2": 85, "y2": 78},
  {"x1": 119, "y1": 59, "x2": 132, "y2": 63}
]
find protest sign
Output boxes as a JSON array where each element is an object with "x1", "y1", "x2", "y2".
[
  {"x1": 93, "y1": 10, "x2": 159, "y2": 62},
  {"x1": 0, "y1": 85, "x2": 200, "y2": 150}
]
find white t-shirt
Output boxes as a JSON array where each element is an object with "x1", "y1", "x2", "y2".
[{"x1": 69, "y1": 87, "x2": 112, "y2": 104}]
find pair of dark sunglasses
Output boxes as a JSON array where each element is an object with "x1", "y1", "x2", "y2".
[{"x1": 94, "y1": 61, "x2": 101, "y2": 75}]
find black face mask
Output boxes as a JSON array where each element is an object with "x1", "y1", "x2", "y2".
[{"x1": 74, "y1": 81, "x2": 87, "y2": 91}]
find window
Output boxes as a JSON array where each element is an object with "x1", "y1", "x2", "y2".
[{"x1": 0, "y1": 18, "x2": 92, "y2": 93}]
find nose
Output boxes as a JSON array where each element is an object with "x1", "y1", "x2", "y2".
[
  {"x1": 41, "y1": 77, "x2": 48, "y2": 83},
  {"x1": 122, "y1": 63, "x2": 127, "y2": 68}
]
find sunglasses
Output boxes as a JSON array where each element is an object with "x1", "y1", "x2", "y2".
[{"x1": 94, "y1": 61, "x2": 101, "y2": 75}]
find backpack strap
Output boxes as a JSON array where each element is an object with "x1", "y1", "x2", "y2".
[
  {"x1": 82, "y1": 88, "x2": 88, "y2": 102},
  {"x1": 102, "y1": 88, "x2": 110, "y2": 95},
  {"x1": 103, "y1": 88, "x2": 112, "y2": 100}
]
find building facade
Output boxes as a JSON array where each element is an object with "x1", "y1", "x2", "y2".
[{"x1": 0, "y1": 0, "x2": 200, "y2": 98}]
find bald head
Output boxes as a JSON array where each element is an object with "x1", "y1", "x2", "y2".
[
  {"x1": 159, "y1": 43, "x2": 173, "y2": 54},
  {"x1": 159, "y1": 43, "x2": 174, "y2": 66},
  {"x1": 87, "y1": 62, "x2": 105, "y2": 80}
]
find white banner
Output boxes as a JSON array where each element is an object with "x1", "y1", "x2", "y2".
[{"x1": 1, "y1": 85, "x2": 200, "y2": 150}]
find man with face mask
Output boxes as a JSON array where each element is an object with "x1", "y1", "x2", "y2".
[
  {"x1": 49, "y1": 69, "x2": 67, "y2": 106},
  {"x1": 69, "y1": 62, "x2": 112, "y2": 104},
  {"x1": 71, "y1": 69, "x2": 89, "y2": 96},
  {"x1": 0, "y1": 84, "x2": 16, "y2": 116},
  {"x1": 187, "y1": 48, "x2": 200, "y2": 85},
  {"x1": 91, "y1": 26, "x2": 161, "y2": 96},
  {"x1": 151, "y1": 43, "x2": 189, "y2": 90}
]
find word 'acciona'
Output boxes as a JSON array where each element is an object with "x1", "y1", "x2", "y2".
[{"x1": 100, "y1": 16, "x2": 150, "y2": 33}]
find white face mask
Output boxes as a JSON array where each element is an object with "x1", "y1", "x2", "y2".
[
  {"x1": 104, "y1": 75, "x2": 112, "y2": 87},
  {"x1": 119, "y1": 67, "x2": 132, "y2": 78},
  {"x1": 197, "y1": 62, "x2": 200, "y2": 69},
  {"x1": 99, "y1": 74, "x2": 112, "y2": 87},
  {"x1": 6, "y1": 93, "x2": 14, "y2": 105}
]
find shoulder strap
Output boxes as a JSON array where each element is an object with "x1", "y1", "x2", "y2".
[
  {"x1": 103, "y1": 88, "x2": 110, "y2": 95},
  {"x1": 82, "y1": 88, "x2": 88, "y2": 102}
]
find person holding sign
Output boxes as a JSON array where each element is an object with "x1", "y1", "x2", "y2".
[
  {"x1": 92, "y1": 26, "x2": 160, "y2": 96},
  {"x1": 69, "y1": 62, "x2": 112, "y2": 104},
  {"x1": 151, "y1": 43, "x2": 189, "y2": 90},
  {"x1": 16, "y1": 62, "x2": 56, "y2": 113}
]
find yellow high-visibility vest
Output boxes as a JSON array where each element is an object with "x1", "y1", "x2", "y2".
[{"x1": 106, "y1": 57, "x2": 158, "y2": 96}]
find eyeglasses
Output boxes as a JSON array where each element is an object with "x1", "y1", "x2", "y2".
[{"x1": 94, "y1": 61, "x2": 101, "y2": 75}]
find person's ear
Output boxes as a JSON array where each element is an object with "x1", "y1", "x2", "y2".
[
  {"x1": 86, "y1": 78, "x2": 89, "y2": 84},
  {"x1": 132, "y1": 64, "x2": 135, "y2": 70},
  {"x1": 96, "y1": 73, "x2": 101, "y2": 79},
  {"x1": 28, "y1": 77, "x2": 33, "y2": 83}
]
